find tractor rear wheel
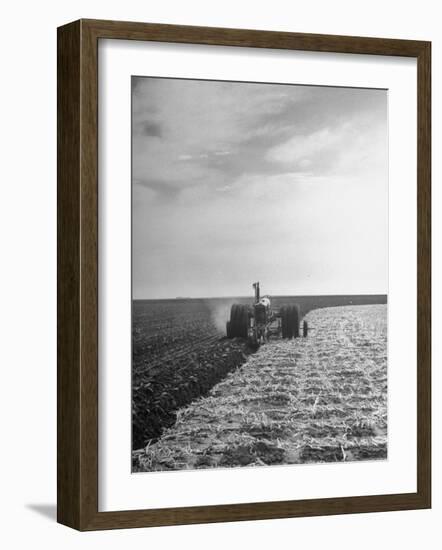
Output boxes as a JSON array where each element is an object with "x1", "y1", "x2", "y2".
[
  {"x1": 280, "y1": 306, "x2": 288, "y2": 338},
  {"x1": 228, "y1": 304, "x2": 249, "y2": 338},
  {"x1": 281, "y1": 306, "x2": 292, "y2": 338},
  {"x1": 281, "y1": 305, "x2": 300, "y2": 339},
  {"x1": 236, "y1": 305, "x2": 249, "y2": 338},
  {"x1": 291, "y1": 305, "x2": 300, "y2": 338}
]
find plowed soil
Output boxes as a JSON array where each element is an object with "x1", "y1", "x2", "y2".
[
  {"x1": 134, "y1": 304, "x2": 387, "y2": 471},
  {"x1": 132, "y1": 299, "x2": 253, "y2": 449}
]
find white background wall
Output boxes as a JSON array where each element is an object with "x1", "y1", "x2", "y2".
[{"x1": 0, "y1": 0, "x2": 439, "y2": 547}]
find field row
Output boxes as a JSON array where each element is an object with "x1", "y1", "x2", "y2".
[
  {"x1": 134, "y1": 305, "x2": 387, "y2": 470},
  {"x1": 132, "y1": 300, "x2": 252, "y2": 448}
]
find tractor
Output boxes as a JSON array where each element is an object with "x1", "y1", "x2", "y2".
[{"x1": 226, "y1": 282, "x2": 308, "y2": 348}]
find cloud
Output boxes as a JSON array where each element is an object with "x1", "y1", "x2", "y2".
[
  {"x1": 134, "y1": 178, "x2": 182, "y2": 199},
  {"x1": 140, "y1": 121, "x2": 162, "y2": 138},
  {"x1": 267, "y1": 126, "x2": 339, "y2": 166},
  {"x1": 132, "y1": 77, "x2": 388, "y2": 298},
  {"x1": 178, "y1": 153, "x2": 210, "y2": 161},
  {"x1": 131, "y1": 77, "x2": 310, "y2": 197},
  {"x1": 266, "y1": 112, "x2": 387, "y2": 178}
]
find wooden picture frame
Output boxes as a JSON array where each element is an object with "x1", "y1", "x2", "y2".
[{"x1": 57, "y1": 18, "x2": 431, "y2": 531}]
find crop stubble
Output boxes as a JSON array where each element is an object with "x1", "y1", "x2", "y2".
[
  {"x1": 132, "y1": 299, "x2": 253, "y2": 449},
  {"x1": 134, "y1": 304, "x2": 387, "y2": 471}
]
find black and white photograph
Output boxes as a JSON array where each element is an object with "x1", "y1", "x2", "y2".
[
  {"x1": 131, "y1": 76, "x2": 388, "y2": 472},
  {"x1": 0, "y1": 0, "x2": 435, "y2": 541}
]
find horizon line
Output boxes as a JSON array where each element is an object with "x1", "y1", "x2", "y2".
[{"x1": 133, "y1": 292, "x2": 388, "y2": 301}]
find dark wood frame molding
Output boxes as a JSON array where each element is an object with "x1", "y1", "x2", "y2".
[{"x1": 57, "y1": 19, "x2": 431, "y2": 531}]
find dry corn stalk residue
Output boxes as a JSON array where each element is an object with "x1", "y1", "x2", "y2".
[{"x1": 134, "y1": 304, "x2": 387, "y2": 471}]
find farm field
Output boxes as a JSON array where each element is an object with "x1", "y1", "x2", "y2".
[
  {"x1": 133, "y1": 303, "x2": 387, "y2": 470},
  {"x1": 132, "y1": 299, "x2": 251, "y2": 449},
  {"x1": 132, "y1": 294, "x2": 386, "y2": 449}
]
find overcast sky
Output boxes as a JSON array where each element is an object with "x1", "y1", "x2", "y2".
[{"x1": 132, "y1": 77, "x2": 388, "y2": 299}]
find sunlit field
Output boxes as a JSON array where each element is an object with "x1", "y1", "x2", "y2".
[{"x1": 133, "y1": 304, "x2": 387, "y2": 471}]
